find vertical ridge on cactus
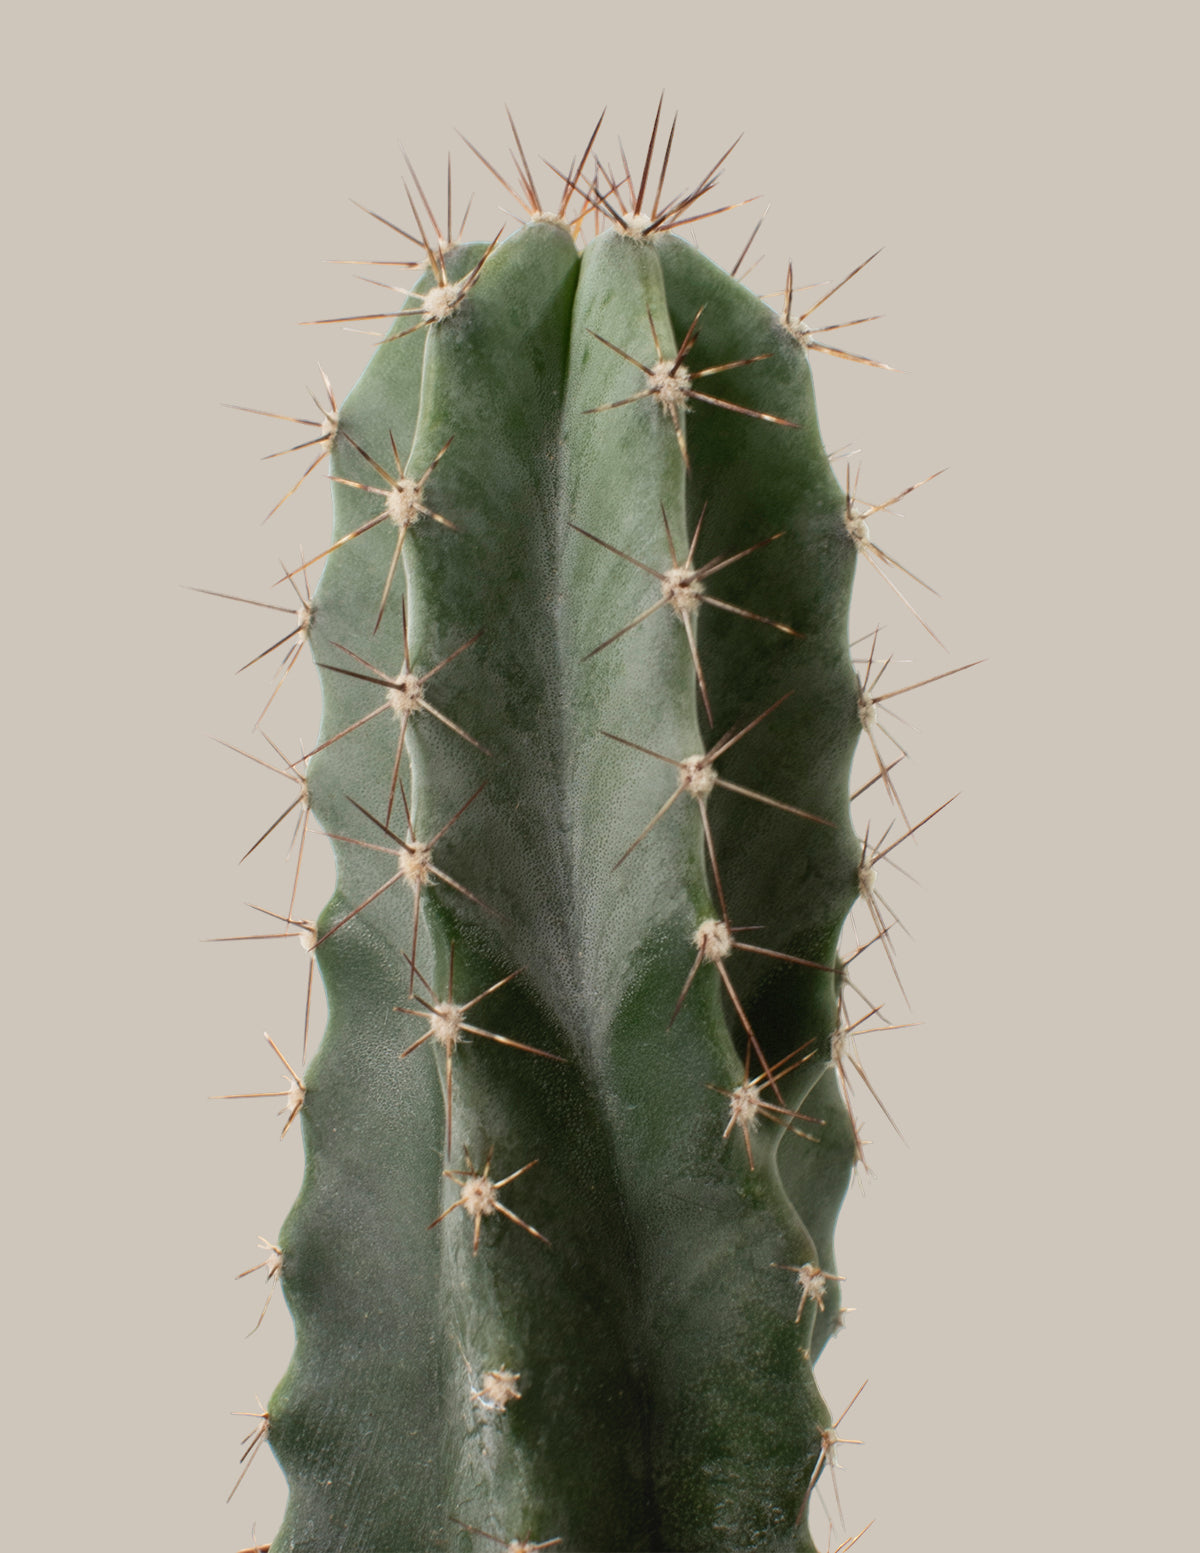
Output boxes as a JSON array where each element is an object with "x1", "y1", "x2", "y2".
[{"x1": 217, "y1": 115, "x2": 951, "y2": 1552}]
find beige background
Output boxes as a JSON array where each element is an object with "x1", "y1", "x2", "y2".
[{"x1": 4, "y1": 1, "x2": 1196, "y2": 1547}]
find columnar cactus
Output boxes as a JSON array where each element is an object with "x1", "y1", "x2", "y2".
[{"x1": 217, "y1": 113, "x2": 953, "y2": 1553}]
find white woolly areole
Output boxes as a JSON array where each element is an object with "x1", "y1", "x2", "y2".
[
  {"x1": 297, "y1": 599, "x2": 316, "y2": 633},
  {"x1": 858, "y1": 861, "x2": 877, "y2": 895},
  {"x1": 386, "y1": 673, "x2": 425, "y2": 717},
  {"x1": 400, "y1": 841, "x2": 433, "y2": 888},
  {"x1": 421, "y1": 280, "x2": 465, "y2": 322},
  {"x1": 661, "y1": 567, "x2": 704, "y2": 615},
  {"x1": 429, "y1": 1002, "x2": 465, "y2": 1051},
  {"x1": 693, "y1": 917, "x2": 734, "y2": 962},
  {"x1": 320, "y1": 410, "x2": 339, "y2": 441},
  {"x1": 263, "y1": 1245, "x2": 284, "y2": 1280},
  {"x1": 728, "y1": 1081, "x2": 764, "y2": 1133},
  {"x1": 297, "y1": 921, "x2": 318, "y2": 956},
  {"x1": 647, "y1": 360, "x2": 691, "y2": 409},
  {"x1": 460, "y1": 1173, "x2": 499, "y2": 1220},
  {"x1": 857, "y1": 693, "x2": 877, "y2": 731},
  {"x1": 475, "y1": 1368, "x2": 522, "y2": 1411},
  {"x1": 385, "y1": 479, "x2": 424, "y2": 532},
  {"x1": 622, "y1": 211, "x2": 654, "y2": 238},
  {"x1": 679, "y1": 755, "x2": 717, "y2": 796},
  {"x1": 795, "y1": 1262, "x2": 828, "y2": 1303}
]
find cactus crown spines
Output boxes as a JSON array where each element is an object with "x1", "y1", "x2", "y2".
[{"x1": 214, "y1": 110, "x2": 958, "y2": 1552}]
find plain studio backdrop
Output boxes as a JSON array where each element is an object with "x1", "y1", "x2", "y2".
[{"x1": 4, "y1": 2, "x2": 1195, "y2": 1548}]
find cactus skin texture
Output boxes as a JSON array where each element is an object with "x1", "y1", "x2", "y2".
[{"x1": 254, "y1": 141, "x2": 879, "y2": 1553}]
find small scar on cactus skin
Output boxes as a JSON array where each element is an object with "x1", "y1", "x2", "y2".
[
  {"x1": 779, "y1": 250, "x2": 895, "y2": 373},
  {"x1": 396, "y1": 945, "x2": 565, "y2": 1154},
  {"x1": 224, "y1": 366, "x2": 342, "y2": 522},
  {"x1": 772, "y1": 1261, "x2": 847, "y2": 1326},
  {"x1": 318, "y1": 786, "x2": 493, "y2": 992},
  {"x1": 842, "y1": 466, "x2": 947, "y2": 648},
  {"x1": 801, "y1": 1381, "x2": 867, "y2": 1526},
  {"x1": 570, "y1": 502, "x2": 799, "y2": 724},
  {"x1": 227, "y1": 1403, "x2": 270, "y2": 1502},
  {"x1": 213, "y1": 1032, "x2": 306, "y2": 1138},
  {"x1": 585, "y1": 307, "x2": 797, "y2": 470},
  {"x1": 308, "y1": 611, "x2": 488, "y2": 828},
  {"x1": 236, "y1": 1236, "x2": 284, "y2": 1336},
  {"x1": 450, "y1": 1516, "x2": 563, "y2": 1551},
  {"x1": 431, "y1": 1148, "x2": 549, "y2": 1255}
]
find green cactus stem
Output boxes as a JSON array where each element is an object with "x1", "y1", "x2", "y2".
[{"x1": 220, "y1": 118, "x2": 946, "y2": 1553}]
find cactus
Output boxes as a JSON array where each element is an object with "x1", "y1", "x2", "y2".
[{"x1": 217, "y1": 111, "x2": 955, "y2": 1553}]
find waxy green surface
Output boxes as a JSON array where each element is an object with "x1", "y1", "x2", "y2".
[{"x1": 268, "y1": 219, "x2": 859, "y2": 1552}]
